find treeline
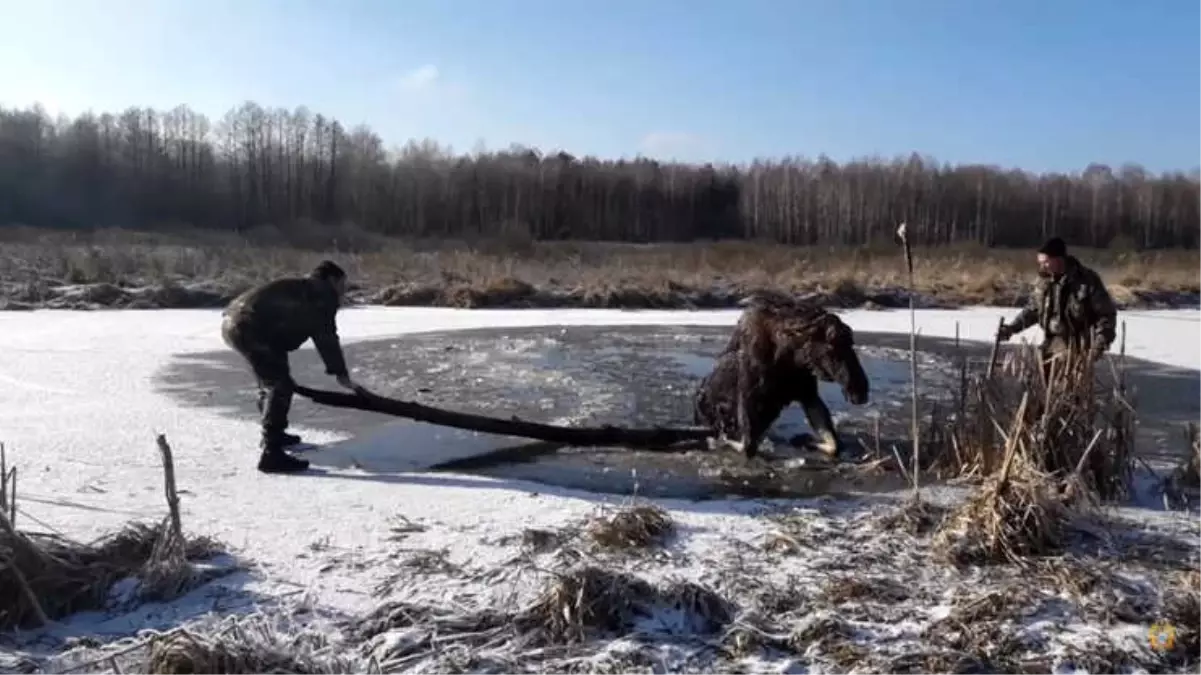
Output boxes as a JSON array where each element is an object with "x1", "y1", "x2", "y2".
[{"x1": 1, "y1": 102, "x2": 1197, "y2": 249}]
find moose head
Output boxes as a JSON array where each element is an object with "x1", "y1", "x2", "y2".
[{"x1": 789, "y1": 311, "x2": 871, "y2": 406}]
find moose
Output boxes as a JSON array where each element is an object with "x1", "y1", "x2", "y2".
[{"x1": 693, "y1": 292, "x2": 871, "y2": 460}]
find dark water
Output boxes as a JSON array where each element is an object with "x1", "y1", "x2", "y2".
[{"x1": 153, "y1": 324, "x2": 1199, "y2": 500}]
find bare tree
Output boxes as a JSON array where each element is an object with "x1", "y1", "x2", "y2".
[{"x1": 0, "y1": 102, "x2": 1196, "y2": 249}]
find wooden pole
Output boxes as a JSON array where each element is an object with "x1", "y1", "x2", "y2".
[
  {"x1": 294, "y1": 384, "x2": 712, "y2": 450},
  {"x1": 897, "y1": 222, "x2": 920, "y2": 498}
]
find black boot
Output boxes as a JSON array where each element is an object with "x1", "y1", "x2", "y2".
[{"x1": 257, "y1": 445, "x2": 310, "y2": 474}]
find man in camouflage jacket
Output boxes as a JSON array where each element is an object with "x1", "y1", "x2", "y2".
[
  {"x1": 221, "y1": 260, "x2": 359, "y2": 474},
  {"x1": 997, "y1": 237, "x2": 1117, "y2": 377}
]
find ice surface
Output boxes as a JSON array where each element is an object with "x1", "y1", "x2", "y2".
[{"x1": 0, "y1": 305, "x2": 1196, "y2": 664}]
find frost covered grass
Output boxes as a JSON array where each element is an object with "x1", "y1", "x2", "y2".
[
  {"x1": 0, "y1": 439, "x2": 232, "y2": 633},
  {"x1": 0, "y1": 520, "x2": 227, "y2": 632},
  {"x1": 584, "y1": 500, "x2": 676, "y2": 552},
  {"x1": 0, "y1": 306, "x2": 1197, "y2": 673},
  {"x1": 42, "y1": 497, "x2": 1201, "y2": 674}
]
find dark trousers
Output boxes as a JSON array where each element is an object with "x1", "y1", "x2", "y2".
[{"x1": 221, "y1": 318, "x2": 294, "y2": 449}]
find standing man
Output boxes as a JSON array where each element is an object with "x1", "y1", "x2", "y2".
[
  {"x1": 997, "y1": 237, "x2": 1118, "y2": 379},
  {"x1": 221, "y1": 260, "x2": 359, "y2": 474}
]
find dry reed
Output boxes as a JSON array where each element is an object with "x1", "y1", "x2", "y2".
[
  {"x1": 1163, "y1": 423, "x2": 1200, "y2": 510},
  {"x1": 0, "y1": 435, "x2": 225, "y2": 631},
  {"x1": 519, "y1": 565, "x2": 732, "y2": 643},
  {"x1": 3, "y1": 227, "x2": 1196, "y2": 312},
  {"x1": 145, "y1": 619, "x2": 362, "y2": 674},
  {"x1": 584, "y1": 502, "x2": 675, "y2": 551},
  {"x1": 929, "y1": 328, "x2": 1136, "y2": 504},
  {"x1": 933, "y1": 403, "x2": 1085, "y2": 566}
]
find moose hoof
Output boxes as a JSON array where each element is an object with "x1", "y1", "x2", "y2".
[
  {"x1": 707, "y1": 436, "x2": 744, "y2": 454},
  {"x1": 792, "y1": 432, "x2": 841, "y2": 459}
]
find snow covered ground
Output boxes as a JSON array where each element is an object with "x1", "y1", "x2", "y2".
[{"x1": 0, "y1": 305, "x2": 1198, "y2": 672}]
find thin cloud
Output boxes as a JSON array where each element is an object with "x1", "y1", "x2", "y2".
[
  {"x1": 397, "y1": 64, "x2": 441, "y2": 92},
  {"x1": 638, "y1": 131, "x2": 710, "y2": 160},
  {"x1": 393, "y1": 64, "x2": 469, "y2": 109}
]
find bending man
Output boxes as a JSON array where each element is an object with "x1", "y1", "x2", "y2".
[{"x1": 221, "y1": 260, "x2": 359, "y2": 474}]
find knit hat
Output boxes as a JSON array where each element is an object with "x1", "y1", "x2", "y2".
[
  {"x1": 1037, "y1": 237, "x2": 1067, "y2": 258},
  {"x1": 311, "y1": 260, "x2": 347, "y2": 280}
]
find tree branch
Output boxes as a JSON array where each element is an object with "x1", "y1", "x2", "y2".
[{"x1": 294, "y1": 384, "x2": 712, "y2": 450}]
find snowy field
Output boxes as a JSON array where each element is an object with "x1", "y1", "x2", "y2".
[{"x1": 0, "y1": 305, "x2": 1198, "y2": 673}]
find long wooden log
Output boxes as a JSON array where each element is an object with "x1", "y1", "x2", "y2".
[{"x1": 293, "y1": 384, "x2": 713, "y2": 450}]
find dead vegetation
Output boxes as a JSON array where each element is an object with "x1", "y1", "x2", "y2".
[
  {"x1": 584, "y1": 502, "x2": 675, "y2": 552},
  {"x1": 8, "y1": 259, "x2": 1196, "y2": 673},
  {"x1": 144, "y1": 619, "x2": 359, "y2": 675},
  {"x1": 1163, "y1": 423, "x2": 1200, "y2": 510},
  {"x1": 1160, "y1": 569, "x2": 1201, "y2": 659},
  {"x1": 870, "y1": 496, "x2": 948, "y2": 535},
  {"x1": 523, "y1": 565, "x2": 733, "y2": 643},
  {"x1": 818, "y1": 573, "x2": 911, "y2": 605},
  {"x1": 934, "y1": 447, "x2": 1081, "y2": 565},
  {"x1": 292, "y1": 570, "x2": 730, "y2": 674},
  {"x1": 893, "y1": 320, "x2": 1151, "y2": 567},
  {"x1": 43, "y1": 496, "x2": 1198, "y2": 674},
  {"x1": 342, "y1": 564, "x2": 734, "y2": 671},
  {"x1": 52, "y1": 614, "x2": 366, "y2": 675},
  {"x1": 0, "y1": 226, "x2": 1196, "y2": 311},
  {"x1": 928, "y1": 328, "x2": 1137, "y2": 498},
  {"x1": 0, "y1": 437, "x2": 229, "y2": 632}
]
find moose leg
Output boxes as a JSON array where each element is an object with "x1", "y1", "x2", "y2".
[
  {"x1": 798, "y1": 378, "x2": 841, "y2": 458},
  {"x1": 693, "y1": 372, "x2": 730, "y2": 451},
  {"x1": 735, "y1": 341, "x2": 772, "y2": 460}
]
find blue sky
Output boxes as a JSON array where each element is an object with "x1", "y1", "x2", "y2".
[{"x1": 1, "y1": 0, "x2": 1197, "y2": 172}]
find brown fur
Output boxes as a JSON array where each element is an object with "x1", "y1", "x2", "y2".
[{"x1": 695, "y1": 292, "x2": 870, "y2": 459}]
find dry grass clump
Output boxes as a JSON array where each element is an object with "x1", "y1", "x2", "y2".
[
  {"x1": 724, "y1": 609, "x2": 861, "y2": 664},
  {"x1": 59, "y1": 613, "x2": 362, "y2": 674},
  {"x1": 351, "y1": 599, "x2": 513, "y2": 671},
  {"x1": 1, "y1": 522, "x2": 222, "y2": 630},
  {"x1": 870, "y1": 496, "x2": 947, "y2": 536},
  {"x1": 0, "y1": 436, "x2": 227, "y2": 631},
  {"x1": 882, "y1": 650, "x2": 1007, "y2": 674},
  {"x1": 922, "y1": 327, "x2": 1139, "y2": 567},
  {"x1": 143, "y1": 619, "x2": 362, "y2": 674},
  {"x1": 932, "y1": 335, "x2": 1135, "y2": 503},
  {"x1": 352, "y1": 565, "x2": 734, "y2": 669},
  {"x1": 520, "y1": 526, "x2": 573, "y2": 553},
  {"x1": 521, "y1": 565, "x2": 732, "y2": 643},
  {"x1": 1035, "y1": 556, "x2": 1168, "y2": 626},
  {"x1": 818, "y1": 574, "x2": 911, "y2": 605},
  {"x1": 584, "y1": 502, "x2": 675, "y2": 552},
  {"x1": 1060, "y1": 640, "x2": 1142, "y2": 674},
  {"x1": 918, "y1": 586, "x2": 1036, "y2": 672},
  {"x1": 933, "y1": 435, "x2": 1083, "y2": 566}
]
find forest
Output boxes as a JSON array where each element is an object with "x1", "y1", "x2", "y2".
[{"x1": 1, "y1": 101, "x2": 1197, "y2": 250}]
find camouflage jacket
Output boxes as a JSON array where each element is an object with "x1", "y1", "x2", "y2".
[
  {"x1": 1008, "y1": 255, "x2": 1117, "y2": 352},
  {"x1": 223, "y1": 275, "x2": 349, "y2": 377}
]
